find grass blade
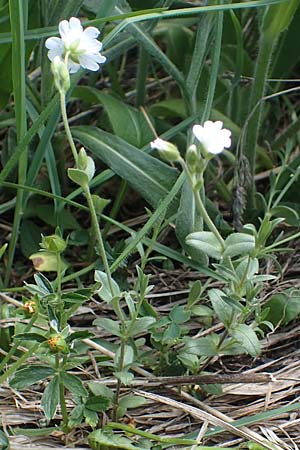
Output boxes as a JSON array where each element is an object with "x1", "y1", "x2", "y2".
[{"x1": 5, "y1": 0, "x2": 27, "y2": 286}]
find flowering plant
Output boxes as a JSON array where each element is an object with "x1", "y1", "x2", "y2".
[
  {"x1": 193, "y1": 120, "x2": 231, "y2": 154},
  {"x1": 45, "y1": 17, "x2": 106, "y2": 73}
]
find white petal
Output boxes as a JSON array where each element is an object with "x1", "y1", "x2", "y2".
[
  {"x1": 47, "y1": 49, "x2": 63, "y2": 61},
  {"x1": 89, "y1": 52, "x2": 106, "y2": 64},
  {"x1": 67, "y1": 59, "x2": 80, "y2": 73},
  {"x1": 45, "y1": 37, "x2": 63, "y2": 50},
  {"x1": 79, "y1": 54, "x2": 99, "y2": 71},
  {"x1": 213, "y1": 121, "x2": 223, "y2": 131},
  {"x1": 192, "y1": 124, "x2": 204, "y2": 141},
  {"x1": 59, "y1": 20, "x2": 70, "y2": 39},
  {"x1": 83, "y1": 26, "x2": 100, "y2": 39},
  {"x1": 69, "y1": 17, "x2": 83, "y2": 33}
]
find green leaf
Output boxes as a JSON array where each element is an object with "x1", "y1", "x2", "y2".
[
  {"x1": 20, "y1": 220, "x2": 41, "y2": 257},
  {"x1": 118, "y1": 394, "x2": 146, "y2": 409},
  {"x1": 85, "y1": 395, "x2": 111, "y2": 412},
  {"x1": 41, "y1": 375, "x2": 60, "y2": 420},
  {"x1": 231, "y1": 324, "x2": 261, "y2": 357},
  {"x1": 187, "y1": 280, "x2": 202, "y2": 307},
  {"x1": 186, "y1": 231, "x2": 223, "y2": 259},
  {"x1": 84, "y1": 407, "x2": 99, "y2": 428},
  {"x1": 263, "y1": 0, "x2": 300, "y2": 39},
  {"x1": 88, "y1": 382, "x2": 114, "y2": 400},
  {"x1": 115, "y1": 345, "x2": 134, "y2": 369},
  {"x1": 12, "y1": 332, "x2": 47, "y2": 342},
  {"x1": 126, "y1": 317, "x2": 156, "y2": 336},
  {"x1": 169, "y1": 305, "x2": 190, "y2": 324},
  {"x1": 61, "y1": 372, "x2": 88, "y2": 398},
  {"x1": 71, "y1": 126, "x2": 179, "y2": 211},
  {"x1": 263, "y1": 290, "x2": 300, "y2": 326},
  {"x1": 94, "y1": 317, "x2": 121, "y2": 337},
  {"x1": 209, "y1": 289, "x2": 235, "y2": 327},
  {"x1": 68, "y1": 168, "x2": 89, "y2": 187},
  {"x1": 73, "y1": 87, "x2": 154, "y2": 148},
  {"x1": 270, "y1": 205, "x2": 299, "y2": 226},
  {"x1": 183, "y1": 334, "x2": 220, "y2": 357},
  {"x1": 10, "y1": 365, "x2": 54, "y2": 389},
  {"x1": 114, "y1": 371, "x2": 134, "y2": 386},
  {"x1": 176, "y1": 181, "x2": 207, "y2": 263},
  {"x1": 88, "y1": 430, "x2": 138, "y2": 450},
  {"x1": 94, "y1": 270, "x2": 121, "y2": 303},
  {"x1": 223, "y1": 233, "x2": 255, "y2": 258}
]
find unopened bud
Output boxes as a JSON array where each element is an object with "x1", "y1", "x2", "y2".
[
  {"x1": 51, "y1": 56, "x2": 70, "y2": 93},
  {"x1": 150, "y1": 138, "x2": 180, "y2": 162},
  {"x1": 48, "y1": 334, "x2": 69, "y2": 353},
  {"x1": 41, "y1": 234, "x2": 67, "y2": 253},
  {"x1": 186, "y1": 144, "x2": 198, "y2": 170}
]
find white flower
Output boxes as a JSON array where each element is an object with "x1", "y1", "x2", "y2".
[
  {"x1": 192, "y1": 121, "x2": 231, "y2": 154},
  {"x1": 45, "y1": 17, "x2": 106, "y2": 73}
]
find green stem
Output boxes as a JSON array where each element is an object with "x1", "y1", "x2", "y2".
[
  {"x1": 0, "y1": 343, "x2": 39, "y2": 384},
  {"x1": 180, "y1": 159, "x2": 225, "y2": 249},
  {"x1": 56, "y1": 355, "x2": 69, "y2": 430},
  {"x1": 83, "y1": 185, "x2": 115, "y2": 297},
  {"x1": 56, "y1": 252, "x2": 64, "y2": 325},
  {"x1": 60, "y1": 91, "x2": 78, "y2": 163}
]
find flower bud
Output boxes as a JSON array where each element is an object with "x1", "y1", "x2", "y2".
[
  {"x1": 150, "y1": 138, "x2": 180, "y2": 162},
  {"x1": 48, "y1": 334, "x2": 69, "y2": 353},
  {"x1": 41, "y1": 234, "x2": 67, "y2": 253},
  {"x1": 23, "y1": 300, "x2": 37, "y2": 314},
  {"x1": 186, "y1": 144, "x2": 198, "y2": 171},
  {"x1": 51, "y1": 56, "x2": 70, "y2": 93}
]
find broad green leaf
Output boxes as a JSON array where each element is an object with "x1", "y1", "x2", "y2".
[
  {"x1": 89, "y1": 430, "x2": 138, "y2": 450},
  {"x1": 88, "y1": 382, "x2": 114, "y2": 399},
  {"x1": 12, "y1": 332, "x2": 47, "y2": 342},
  {"x1": 20, "y1": 219, "x2": 41, "y2": 257},
  {"x1": 270, "y1": 205, "x2": 299, "y2": 226},
  {"x1": 263, "y1": 290, "x2": 300, "y2": 326},
  {"x1": 223, "y1": 233, "x2": 255, "y2": 258},
  {"x1": 85, "y1": 395, "x2": 111, "y2": 412},
  {"x1": 187, "y1": 280, "x2": 202, "y2": 307},
  {"x1": 126, "y1": 317, "x2": 156, "y2": 336},
  {"x1": 186, "y1": 231, "x2": 223, "y2": 259},
  {"x1": 84, "y1": 408, "x2": 99, "y2": 428},
  {"x1": 115, "y1": 345, "x2": 134, "y2": 369},
  {"x1": 118, "y1": 394, "x2": 146, "y2": 409},
  {"x1": 231, "y1": 324, "x2": 261, "y2": 357},
  {"x1": 10, "y1": 365, "x2": 54, "y2": 389},
  {"x1": 94, "y1": 317, "x2": 121, "y2": 337},
  {"x1": 169, "y1": 305, "x2": 190, "y2": 324},
  {"x1": 73, "y1": 86, "x2": 154, "y2": 148},
  {"x1": 209, "y1": 288, "x2": 235, "y2": 327},
  {"x1": 71, "y1": 126, "x2": 179, "y2": 211},
  {"x1": 94, "y1": 270, "x2": 121, "y2": 303},
  {"x1": 41, "y1": 375, "x2": 60, "y2": 420},
  {"x1": 114, "y1": 371, "x2": 134, "y2": 386},
  {"x1": 182, "y1": 334, "x2": 220, "y2": 357},
  {"x1": 61, "y1": 372, "x2": 88, "y2": 398}
]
